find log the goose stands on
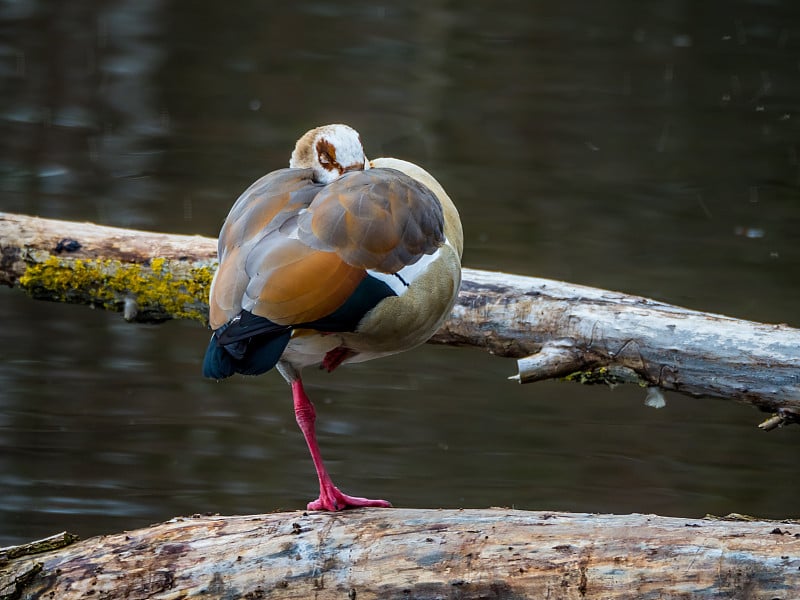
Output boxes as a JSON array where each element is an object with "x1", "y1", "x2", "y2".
[{"x1": 203, "y1": 124, "x2": 463, "y2": 511}]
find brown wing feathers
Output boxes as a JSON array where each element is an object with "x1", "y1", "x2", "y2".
[
  {"x1": 219, "y1": 169, "x2": 318, "y2": 250},
  {"x1": 244, "y1": 243, "x2": 365, "y2": 325},
  {"x1": 209, "y1": 168, "x2": 320, "y2": 330},
  {"x1": 297, "y1": 168, "x2": 444, "y2": 273}
]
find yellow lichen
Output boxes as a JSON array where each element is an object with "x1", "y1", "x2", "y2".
[
  {"x1": 19, "y1": 256, "x2": 215, "y2": 323},
  {"x1": 564, "y1": 367, "x2": 612, "y2": 385},
  {"x1": 563, "y1": 366, "x2": 647, "y2": 388}
]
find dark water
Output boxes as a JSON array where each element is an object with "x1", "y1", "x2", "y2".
[{"x1": 1, "y1": 1, "x2": 799, "y2": 546}]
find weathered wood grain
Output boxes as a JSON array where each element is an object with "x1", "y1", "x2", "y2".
[
  {"x1": 1, "y1": 509, "x2": 798, "y2": 600},
  {"x1": 435, "y1": 269, "x2": 800, "y2": 421}
]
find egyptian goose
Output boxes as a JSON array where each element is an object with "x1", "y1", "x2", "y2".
[{"x1": 203, "y1": 124, "x2": 463, "y2": 511}]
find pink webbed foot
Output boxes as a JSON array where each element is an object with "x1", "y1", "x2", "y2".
[
  {"x1": 290, "y1": 377, "x2": 390, "y2": 511},
  {"x1": 307, "y1": 482, "x2": 392, "y2": 511}
]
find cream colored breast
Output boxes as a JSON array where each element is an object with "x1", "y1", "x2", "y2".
[{"x1": 345, "y1": 242, "x2": 461, "y2": 354}]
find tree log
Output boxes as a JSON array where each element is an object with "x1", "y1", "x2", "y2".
[
  {"x1": 1, "y1": 211, "x2": 799, "y2": 426},
  {"x1": 1, "y1": 508, "x2": 798, "y2": 599}
]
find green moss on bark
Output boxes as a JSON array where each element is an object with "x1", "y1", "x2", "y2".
[{"x1": 19, "y1": 256, "x2": 214, "y2": 323}]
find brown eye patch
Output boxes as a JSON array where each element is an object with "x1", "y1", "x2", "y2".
[{"x1": 315, "y1": 139, "x2": 338, "y2": 171}]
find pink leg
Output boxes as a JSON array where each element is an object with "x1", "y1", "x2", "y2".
[{"x1": 291, "y1": 379, "x2": 391, "y2": 511}]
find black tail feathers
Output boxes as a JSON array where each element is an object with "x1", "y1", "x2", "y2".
[{"x1": 202, "y1": 329, "x2": 291, "y2": 380}]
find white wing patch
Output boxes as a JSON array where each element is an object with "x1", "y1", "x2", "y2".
[{"x1": 367, "y1": 242, "x2": 446, "y2": 296}]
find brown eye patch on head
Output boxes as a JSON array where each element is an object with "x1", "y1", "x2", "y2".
[{"x1": 315, "y1": 139, "x2": 338, "y2": 171}]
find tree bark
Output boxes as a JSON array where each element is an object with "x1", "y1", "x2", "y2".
[
  {"x1": 1, "y1": 509, "x2": 798, "y2": 600},
  {"x1": 1, "y1": 211, "x2": 799, "y2": 426}
]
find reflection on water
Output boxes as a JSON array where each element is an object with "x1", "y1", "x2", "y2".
[
  {"x1": 1, "y1": 0, "x2": 799, "y2": 545},
  {"x1": 0, "y1": 0, "x2": 167, "y2": 229}
]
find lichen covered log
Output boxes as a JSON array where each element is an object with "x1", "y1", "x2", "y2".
[
  {"x1": 2, "y1": 211, "x2": 799, "y2": 423},
  {"x1": 19, "y1": 255, "x2": 214, "y2": 323},
  {"x1": 0, "y1": 213, "x2": 216, "y2": 323}
]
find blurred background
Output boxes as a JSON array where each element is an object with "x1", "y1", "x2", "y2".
[{"x1": 1, "y1": 1, "x2": 799, "y2": 546}]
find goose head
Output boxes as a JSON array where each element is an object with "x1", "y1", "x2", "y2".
[{"x1": 290, "y1": 124, "x2": 369, "y2": 184}]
